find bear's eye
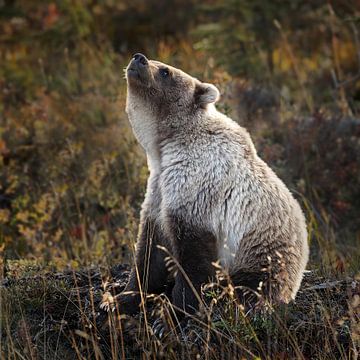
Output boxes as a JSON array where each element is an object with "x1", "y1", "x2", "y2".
[{"x1": 159, "y1": 68, "x2": 170, "y2": 79}]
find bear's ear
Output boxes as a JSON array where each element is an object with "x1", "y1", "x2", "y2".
[{"x1": 194, "y1": 82, "x2": 220, "y2": 107}]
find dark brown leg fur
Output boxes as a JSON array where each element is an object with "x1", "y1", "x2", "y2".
[
  {"x1": 167, "y1": 214, "x2": 218, "y2": 316},
  {"x1": 114, "y1": 216, "x2": 170, "y2": 314}
]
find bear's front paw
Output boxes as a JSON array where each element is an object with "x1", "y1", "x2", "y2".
[{"x1": 100, "y1": 291, "x2": 141, "y2": 315}]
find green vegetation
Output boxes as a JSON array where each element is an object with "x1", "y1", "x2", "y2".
[{"x1": 0, "y1": 1, "x2": 359, "y2": 359}]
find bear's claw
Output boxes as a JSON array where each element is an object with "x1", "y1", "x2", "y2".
[{"x1": 100, "y1": 291, "x2": 116, "y2": 312}]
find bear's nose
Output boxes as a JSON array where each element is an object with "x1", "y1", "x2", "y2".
[{"x1": 133, "y1": 53, "x2": 148, "y2": 66}]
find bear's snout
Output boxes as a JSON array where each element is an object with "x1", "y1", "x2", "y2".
[
  {"x1": 132, "y1": 53, "x2": 148, "y2": 66},
  {"x1": 127, "y1": 53, "x2": 149, "y2": 82}
]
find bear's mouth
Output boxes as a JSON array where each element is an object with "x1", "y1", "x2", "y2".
[
  {"x1": 127, "y1": 67, "x2": 140, "y2": 79},
  {"x1": 126, "y1": 54, "x2": 152, "y2": 84},
  {"x1": 126, "y1": 66, "x2": 149, "y2": 86}
]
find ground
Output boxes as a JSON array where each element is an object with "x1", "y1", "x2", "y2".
[{"x1": 1, "y1": 261, "x2": 359, "y2": 359}]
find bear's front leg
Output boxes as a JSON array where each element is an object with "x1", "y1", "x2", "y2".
[
  {"x1": 101, "y1": 216, "x2": 170, "y2": 314},
  {"x1": 167, "y1": 213, "x2": 218, "y2": 316}
]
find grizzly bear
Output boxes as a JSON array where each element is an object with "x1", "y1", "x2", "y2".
[{"x1": 101, "y1": 53, "x2": 309, "y2": 320}]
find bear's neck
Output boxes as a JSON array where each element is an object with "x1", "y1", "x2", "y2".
[{"x1": 157, "y1": 108, "x2": 208, "y2": 142}]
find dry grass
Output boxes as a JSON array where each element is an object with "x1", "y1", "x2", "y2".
[{"x1": 1, "y1": 261, "x2": 359, "y2": 360}]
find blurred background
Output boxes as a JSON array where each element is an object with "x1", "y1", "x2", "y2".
[{"x1": 0, "y1": 0, "x2": 359, "y2": 275}]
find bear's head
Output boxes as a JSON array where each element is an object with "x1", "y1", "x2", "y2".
[
  {"x1": 124, "y1": 54, "x2": 220, "y2": 154},
  {"x1": 125, "y1": 53, "x2": 219, "y2": 118}
]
